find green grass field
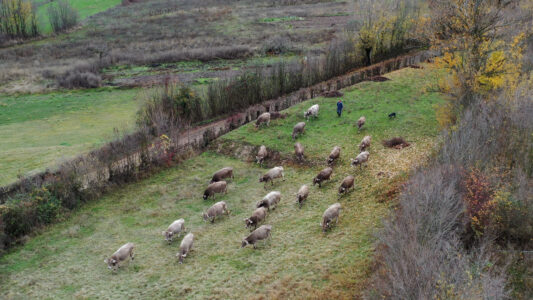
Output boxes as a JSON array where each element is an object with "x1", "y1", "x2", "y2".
[
  {"x1": 0, "y1": 66, "x2": 445, "y2": 298},
  {"x1": 0, "y1": 88, "x2": 141, "y2": 186},
  {"x1": 35, "y1": 0, "x2": 122, "y2": 34}
]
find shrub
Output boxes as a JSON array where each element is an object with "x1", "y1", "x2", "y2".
[
  {"x1": 262, "y1": 36, "x2": 292, "y2": 55},
  {"x1": 489, "y1": 170, "x2": 533, "y2": 247},
  {"x1": 0, "y1": 0, "x2": 39, "y2": 39},
  {"x1": 58, "y1": 71, "x2": 102, "y2": 89},
  {"x1": 369, "y1": 165, "x2": 508, "y2": 299},
  {"x1": 47, "y1": 0, "x2": 79, "y2": 33},
  {"x1": 137, "y1": 83, "x2": 203, "y2": 129},
  {"x1": 33, "y1": 188, "x2": 62, "y2": 224},
  {"x1": 463, "y1": 168, "x2": 495, "y2": 238}
]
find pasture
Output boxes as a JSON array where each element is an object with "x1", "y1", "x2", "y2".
[
  {"x1": 0, "y1": 88, "x2": 141, "y2": 186},
  {"x1": 0, "y1": 65, "x2": 446, "y2": 298}
]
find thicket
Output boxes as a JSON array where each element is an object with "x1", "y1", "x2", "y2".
[
  {"x1": 369, "y1": 92, "x2": 532, "y2": 298},
  {"x1": 0, "y1": 0, "x2": 39, "y2": 40},
  {"x1": 47, "y1": 0, "x2": 79, "y2": 33},
  {"x1": 369, "y1": 0, "x2": 533, "y2": 298}
]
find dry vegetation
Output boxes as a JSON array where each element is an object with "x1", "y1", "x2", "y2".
[{"x1": 0, "y1": 0, "x2": 357, "y2": 93}]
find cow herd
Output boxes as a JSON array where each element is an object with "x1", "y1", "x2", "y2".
[{"x1": 105, "y1": 103, "x2": 379, "y2": 270}]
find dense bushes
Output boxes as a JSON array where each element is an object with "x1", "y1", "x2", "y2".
[
  {"x1": 0, "y1": 0, "x2": 39, "y2": 40},
  {"x1": 47, "y1": 0, "x2": 79, "y2": 33},
  {"x1": 58, "y1": 71, "x2": 102, "y2": 88},
  {"x1": 369, "y1": 90, "x2": 532, "y2": 298}
]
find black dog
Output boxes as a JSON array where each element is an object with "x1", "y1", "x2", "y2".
[{"x1": 388, "y1": 112, "x2": 397, "y2": 119}]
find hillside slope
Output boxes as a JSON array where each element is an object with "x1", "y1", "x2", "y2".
[{"x1": 0, "y1": 65, "x2": 446, "y2": 299}]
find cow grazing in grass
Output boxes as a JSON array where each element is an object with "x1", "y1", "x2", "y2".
[
  {"x1": 327, "y1": 146, "x2": 341, "y2": 165},
  {"x1": 203, "y1": 201, "x2": 230, "y2": 223},
  {"x1": 162, "y1": 219, "x2": 185, "y2": 244},
  {"x1": 304, "y1": 104, "x2": 319, "y2": 120},
  {"x1": 210, "y1": 167, "x2": 234, "y2": 183},
  {"x1": 256, "y1": 191, "x2": 281, "y2": 211},
  {"x1": 338, "y1": 175, "x2": 355, "y2": 195},
  {"x1": 357, "y1": 116, "x2": 366, "y2": 131},
  {"x1": 359, "y1": 135, "x2": 371, "y2": 152},
  {"x1": 244, "y1": 207, "x2": 267, "y2": 230},
  {"x1": 241, "y1": 225, "x2": 272, "y2": 249},
  {"x1": 259, "y1": 166, "x2": 285, "y2": 187},
  {"x1": 292, "y1": 122, "x2": 306, "y2": 139},
  {"x1": 203, "y1": 181, "x2": 227, "y2": 200},
  {"x1": 351, "y1": 151, "x2": 370, "y2": 168},
  {"x1": 177, "y1": 233, "x2": 194, "y2": 264},
  {"x1": 313, "y1": 167, "x2": 333, "y2": 187},
  {"x1": 255, "y1": 112, "x2": 271, "y2": 128},
  {"x1": 256, "y1": 145, "x2": 268, "y2": 166},
  {"x1": 104, "y1": 242, "x2": 135, "y2": 271},
  {"x1": 322, "y1": 203, "x2": 341, "y2": 232},
  {"x1": 296, "y1": 184, "x2": 309, "y2": 208},
  {"x1": 294, "y1": 142, "x2": 304, "y2": 161}
]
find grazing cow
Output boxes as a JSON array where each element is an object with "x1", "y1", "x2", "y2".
[
  {"x1": 294, "y1": 142, "x2": 304, "y2": 161},
  {"x1": 327, "y1": 146, "x2": 341, "y2": 165},
  {"x1": 296, "y1": 184, "x2": 309, "y2": 208},
  {"x1": 241, "y1": 225, "x2": 272, "y2": 249},
  {"x1": 313, "y1": 167, "x2": 333, "y2": 187},
  {"x1": 357, "y1": 116, "x2": 366, "y2": 131},
  {"x1": 244, "y1": 207, "x2": 267, "y2": 230},
  {"x1": 259, "y1": 166, "x2": 285, "y2": 187},
  {"x1": 256, "y1": 191, "x2": 281, "y2": 211},
  {"x1": 338, "y1": 175, "x2": 355, "y2": 195},
  {"x1": 292, "y1": 122, "x2": 306, "y2": 140},
  {"x1": 388, "y1": 112, "x2": 397, "y2": 119},
  {"x1": 210, "y1": 167, "x2": 234, "y2": 183},
  {"x1": 104, "y1": 242, "x2": 135, "y2": 271},
  {"x1": 162, "y1": 219, "x2": 185, "y2": 243},
  {"x1": 203, "y1": 201, "x2": 230, "y2": 223},
  {"x1": 304, "y1": 104, "x2": 319, "y2": 120},
  {"x1": 351, "y1": 151, "x2": 370, "y2": 168},
  {"x1": 256, "y1": 145, "x2": 268, "y2": 166},
  {"x1": 255, "y1": 112, "x2": 271, "y2": 128},
  {"x1": 322, "y1": 203, "x2": 341, "y2": 232},
  {"x1": 359, "y1": 135, "x2": 372, "y2": 152},
  {"x1": 203, "y1": 181, "x2": 227, "y2": 200},
  {"x1": 177, "y1": 233, "x2": 194, "y2": 264}
]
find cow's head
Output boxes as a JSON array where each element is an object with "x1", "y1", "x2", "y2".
[
  {"x1": 203, "y1": 190, "x2": 210, "y2": 200},
  {"x1": 104, "y1": 257, "x2": 118, "y2": 270},
  {"x1": 177, "y1": 252, "x2": 185, "y2": 264},
  {"x1": 202, "y1": 212, "x2": 209, "y2": 222},
  {"x1": 162, "y1": 230, "x2": 174, "y2": 242},
  {"x1": 241, "y1": 239, "x2": 249, "y2": 248},
  {"x1": 244, "y1": 218, "x2": 253, "y2": 228},
  {"x1": 350, "y1": 158, "x2": 359, "y2": 167}
]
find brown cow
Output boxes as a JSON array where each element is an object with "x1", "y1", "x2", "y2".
[{"x1": 313, "y1": 167, "x2": 333, "y2": 187}]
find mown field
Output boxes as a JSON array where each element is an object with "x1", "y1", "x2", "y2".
[
  {"x1": 0, "y1": 88, "x2": 141, "y2": 186},
  {"x1": 0, "y1": 66, "x2": 445, "y2": 298}
]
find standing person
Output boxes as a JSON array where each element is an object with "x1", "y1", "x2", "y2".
[{"x1": 337, "y1": 99, "x2": 343, "y2": 117}]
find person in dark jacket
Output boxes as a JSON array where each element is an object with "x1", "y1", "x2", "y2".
[{"x1": 337, "y1": 99, "x2": 343, "y2": 117}]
